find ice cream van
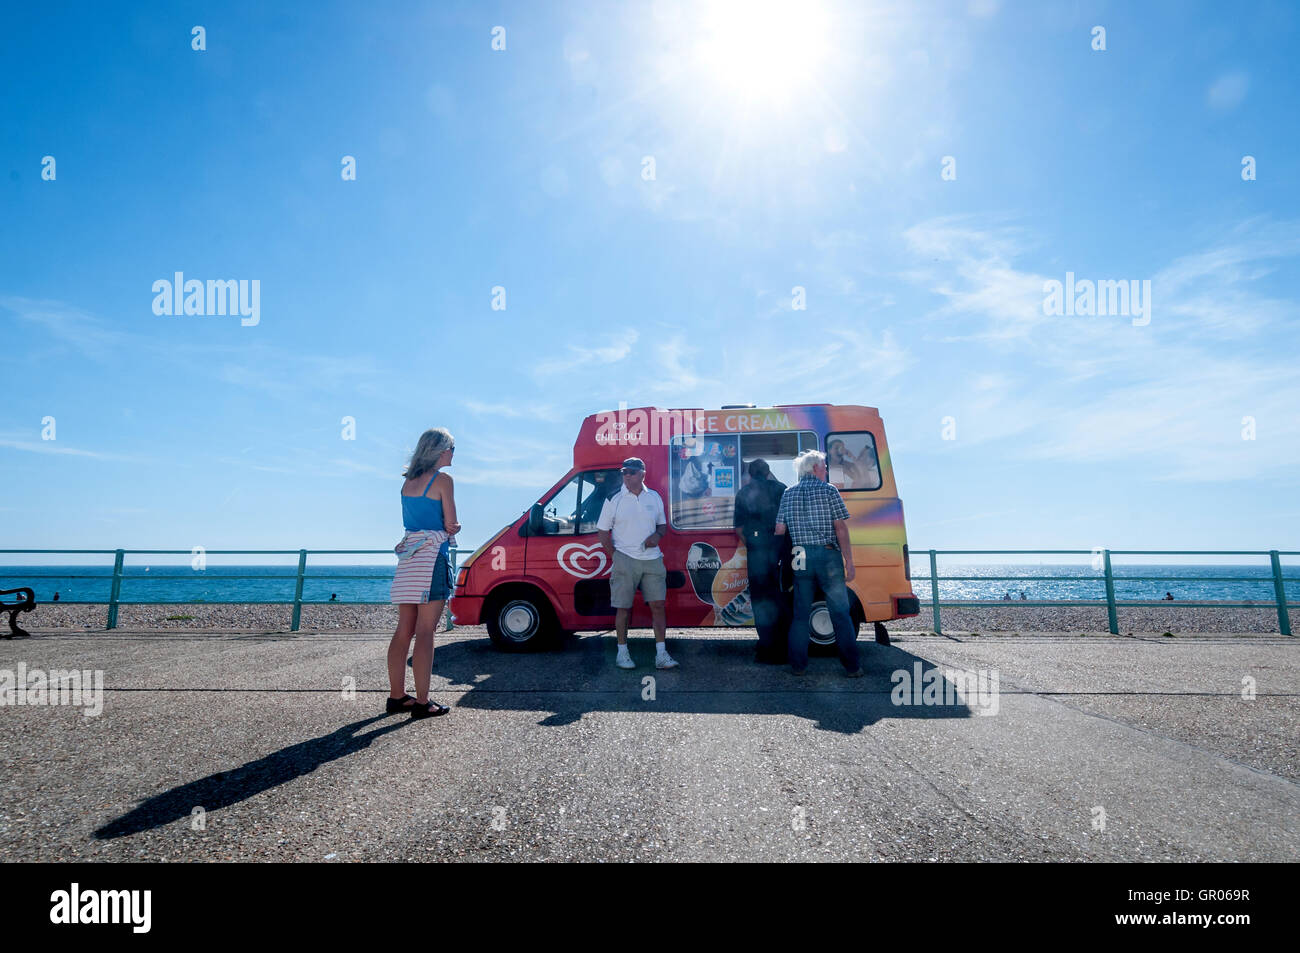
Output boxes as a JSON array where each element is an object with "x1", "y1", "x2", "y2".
[{"x1": 452, "y1": 404, "x2": 921, "y2": 650}]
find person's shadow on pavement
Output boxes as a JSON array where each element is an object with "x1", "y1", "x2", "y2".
[{"x1": 94, "y1": 715, "x2": 409, "y2": 839}]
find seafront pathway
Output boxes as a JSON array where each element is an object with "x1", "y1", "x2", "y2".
[{"x1": 1, "y1": 627, "x2": 1296, "y2": 861}]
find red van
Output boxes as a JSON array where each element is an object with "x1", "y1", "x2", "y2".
[{"x1": 452, "y1": 404, "x2": 921, "y2": 650}]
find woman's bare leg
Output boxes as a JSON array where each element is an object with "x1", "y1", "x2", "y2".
[
  {"x1": 388, "y1": 604, "x2": 417, "y2": 699},
  {"x1": 412, "y1": 600, "x2": 443, "y2": 703}
]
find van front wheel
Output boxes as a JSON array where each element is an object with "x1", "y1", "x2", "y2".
[{"x1": 486, "y1": 591, "x2": 558, "y2": 651}]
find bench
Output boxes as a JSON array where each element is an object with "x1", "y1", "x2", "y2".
[{"x1": 0, "y1": 588, "x2": 35, "y2": 639}]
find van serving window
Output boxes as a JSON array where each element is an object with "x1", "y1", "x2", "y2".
[
  {"x1": 826, "y1": 432, "x2": 882, "y2": 491},
  {"x1": 669, "y1": 431, "x2": 817, "y2": 529}
]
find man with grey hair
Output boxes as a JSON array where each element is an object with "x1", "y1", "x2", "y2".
[{"x1": 775, "y1": 449, "x2": 862, "y2": 676}]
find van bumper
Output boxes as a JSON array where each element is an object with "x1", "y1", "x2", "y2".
[
  {"x1": 450, "y1": 594, "x2": 484, "y2": 626},
  {"x1": 893, "y1": 595, "x2": 921, "y2": 618}
]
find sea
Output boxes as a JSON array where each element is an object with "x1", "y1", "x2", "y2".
[{"x1": 0, "y1": 562, "x2": 1291, "y2": 605}]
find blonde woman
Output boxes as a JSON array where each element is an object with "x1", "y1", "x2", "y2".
[{"x1": 388, "y1": 428, "x2": 460, "y2": 718}]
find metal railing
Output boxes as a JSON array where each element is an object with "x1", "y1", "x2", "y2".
[
  {"x1": 0, "y1": 548, "x2": 476, "y2": 632},
  {"x1": 1, "y1": 547, "x2": 1294, "y2": 637},
  {"x1": 909, "y1": 549, "x2": 1295, "y2": 637}
]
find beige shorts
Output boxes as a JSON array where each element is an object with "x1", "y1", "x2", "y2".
[{"x1": 610, "y1": 550, "x2": 667, "y2": 608}]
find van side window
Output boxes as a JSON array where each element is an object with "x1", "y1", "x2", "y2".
[
  {"x1": 539, "y1": 468, "x2": 624, "y2": 535},
  {"x1": 670, "y1": 431, "x2": 817, "y2": 529},
  {"x1": 826, "y1": 432, "x2": 882, "y2": 491},
  {"x1": 577, "y1": 468, "x2": 624, "y2": 533},
  {"x1": 539, "y1": 475, "x2": 580, "y2": 535}
]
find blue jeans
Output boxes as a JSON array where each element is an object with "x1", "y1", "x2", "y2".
[{"x1": 788, "y1": 545, "x2": 860, "y2": 671}]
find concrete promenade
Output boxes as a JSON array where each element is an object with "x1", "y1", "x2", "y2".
[{"x1": 1, "y1": 627, "x2": 1295, "y2": 862}]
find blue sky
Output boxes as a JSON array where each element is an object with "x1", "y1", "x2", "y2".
[{"x1": 2, "y1": 0, "x2": 1298, "y2": 567}]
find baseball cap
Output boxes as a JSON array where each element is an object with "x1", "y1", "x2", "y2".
[{"x1": 621, "y1": 457, "x2": 646, "y2": 472}]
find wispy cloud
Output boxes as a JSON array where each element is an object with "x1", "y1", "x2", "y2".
[
  {"x1": 213, "y1": 347, "x2": 388, "y2": 399},
  {"x1": 899, "y1": 217, "x2": 1300, "y2": 480},
  {"x1": 0, "y1": 296, "x2": 128, "y2": 359},
  {"x1": 0, "y1": 435, "x2": 154, "y2": 464},
  {"x1": 461, "y1": 399, "x2": 563, "y2": 422},
  {"x1": 902, "y1": 217, "x2": 1051, "y2": 341},
  {"x1": 533, "y1": 329, "x2": 638, "y2": 377},
  {"x1": 4, "y1": 295, "x2": 392, "y2": 401},
  {"x1": 1206, "y1": 71, "x2": 1248, "y2": 111}
]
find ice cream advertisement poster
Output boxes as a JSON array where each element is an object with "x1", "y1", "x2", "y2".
[
  {"x1": 685, "y1": 540, "x2": 753, "y2": 626},
  {"x1": 671, "y1": 435, "x2": 739, "y2": 528}
]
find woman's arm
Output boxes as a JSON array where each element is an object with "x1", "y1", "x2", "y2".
[{"x1": 437, "y1": 472, "x2": 460, "y2": 534}]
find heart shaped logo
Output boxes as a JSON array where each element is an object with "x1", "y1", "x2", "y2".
[{"x1": 557, "y1": 542, "x2": 610, "y2": 579}]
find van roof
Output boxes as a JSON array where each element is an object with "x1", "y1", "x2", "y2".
[
  {"x1": 583, "y1": 403, "x2": 881, "y2": 416},
  {"x1": 574, "y1": 404, "x2": 885, "y2": 467}
]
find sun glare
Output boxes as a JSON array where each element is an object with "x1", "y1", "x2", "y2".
[{"x1": 694, "y1": 0, "x2": 832, "y2": 105}]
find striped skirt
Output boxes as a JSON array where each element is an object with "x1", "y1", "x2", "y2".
[{"x1": 390, "y1": 529, "x2": 452, "y2": 604}]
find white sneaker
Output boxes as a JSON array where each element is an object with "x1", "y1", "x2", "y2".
[
  {"x1": 616, "y1": 654, "x2": 636, "y2": 669},
  {"x1": 655, "y1": 654, "x2": 679, "y2": 669}
]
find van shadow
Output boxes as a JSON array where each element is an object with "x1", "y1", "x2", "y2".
[
  {"x1": 425, "y1": 633, "x2": 977, "y2": 735},
  {"x1": 94, "y1": 715, "x2": 408, "y2": 840}
]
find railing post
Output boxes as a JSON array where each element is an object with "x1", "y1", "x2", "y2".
[
  {"x1": 291, "y1": 549, "x2": 307, "y2": 632},
  {"x1": 443, "y1": 548, "x2": 457, "y2": 631},
  {"x1": 1102, "y1": 549, "x2": 1119, "y2": 635},
  {"x1": 929, "y1": 549, "x2": 942, "y2": 636},
  {"x1": 1270, "y1": 550, "x2": 1292, "y2": 636},
  {"x1": 106, "y1": 549, "x2": 125, "y2": 630}
]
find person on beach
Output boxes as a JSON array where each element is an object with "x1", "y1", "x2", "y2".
[
  {"x1": 733, "y1": 458, "x2": 791, "y2": 663},
  {"x1": 775, "y1": 450, "x2": 862, "y2": 677},
  {"x1": 597, "y1": 456, "x2": 678, "y2": 670},
  {"x1": 388, "y1": 428, "x2": 460, "y2": 718}
]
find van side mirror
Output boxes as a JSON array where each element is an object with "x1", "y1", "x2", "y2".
[{"x1": 527, "y1": 503, "x2": 544, "y2": 536}]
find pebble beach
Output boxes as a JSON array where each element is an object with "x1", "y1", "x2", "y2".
[{"x1": 19, "y1": 601, "x2": 1294, "y2": 634}]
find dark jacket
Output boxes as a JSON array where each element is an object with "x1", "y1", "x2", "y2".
[{"x1": 733, "y1": 476, "x2": 788, "y2": 549}]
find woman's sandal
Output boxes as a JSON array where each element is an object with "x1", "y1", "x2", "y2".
[
  {"x1": 411, "y1": 699, "x2": 450, "y2": 719},
  {"x1": 385, "y1": 694, "x2": 417, "y2": 714}
]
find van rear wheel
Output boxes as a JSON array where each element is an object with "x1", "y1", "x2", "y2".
[
  {"x1": 486, "y1": 590, "x2": 558, "y2": 651},
  {"x1": 807, "y1": 597, "x2": 864, "y2": 655},
  {"x1": 808, "y1": 600, "x2": 836, "y2": 655}
]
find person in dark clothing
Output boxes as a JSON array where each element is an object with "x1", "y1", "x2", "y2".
[
  {"x1": 579, "y1": 469, "x2": 623, "y2": 527},
  {"x1": 733, "y1": 458, "x2": 792, "y2": 663}
]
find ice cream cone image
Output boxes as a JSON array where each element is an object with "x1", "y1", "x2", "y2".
[{"x1": 711, "y1": 548, "x2": 752, "y2": 626}]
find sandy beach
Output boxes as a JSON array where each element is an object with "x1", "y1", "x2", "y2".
[{"x1": 18, "y1": 601, "x2": 1294, "y2": 635}]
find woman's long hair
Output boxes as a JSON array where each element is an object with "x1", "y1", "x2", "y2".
[{"x1": 404, "y1": 428, "x2": 454, "y2": 481}]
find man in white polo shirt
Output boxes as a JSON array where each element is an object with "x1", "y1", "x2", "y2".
[{"x1": 596, "y1": 456, "x2": 678, "y2": 670}]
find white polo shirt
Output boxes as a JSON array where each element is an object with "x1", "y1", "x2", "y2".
[{"x1": 596, "y1": 486, "x2": 666, "y2": 560}]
